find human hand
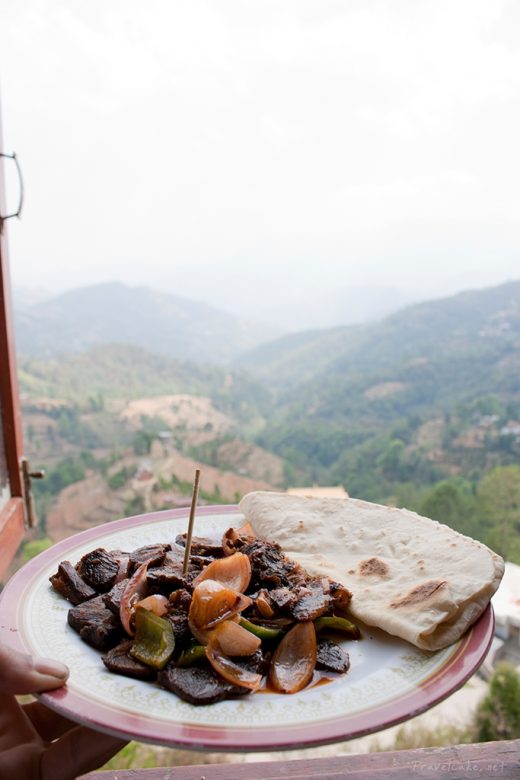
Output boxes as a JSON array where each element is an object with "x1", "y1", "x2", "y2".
[{"x1": 0, "y1": 641, "x2": 126, "y2": 780}]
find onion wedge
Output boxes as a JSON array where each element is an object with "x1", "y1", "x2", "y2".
[
  {"x1": 222, "y1": 524, "x2": 255, "y2": 556},
  {"x1": 188, "y1": 579, "x2": 252, "y2": 644},
  {"x1": 136, "y1": 593, "x2": 169, "y2": 617},
  {"x1": 193, "y1": 552, "x2": 251, "y2": 593},
  {"x1": 268, "y1": 621, "x2": 317, "y2": 694},
  {"x1": 205, "y1": 637, "x2": 261, "y2": 691},
  {"x1": 120, "y1": 561, "x2": 149, "y2": 636},
  {"x1": 212, "y1": 620, "x2": 261, "y2": 656}
]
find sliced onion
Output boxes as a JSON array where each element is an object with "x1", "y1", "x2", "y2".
[
  {"x1": 120, "y1": 561, "x2": 150, "y2": 636},
  {"x1": 212, "y1": 620, "x2": 261, "y2": 656},
  {"x1": 268, "y1": 621, "x2": 317, "y2": 694},
  {"x1": 136, "y1": 593, "x2": 169, "y2": 617},
  {"x1": 222, "y1": 524, "x2": 255, "y2": 556},
  {"x1": 255, "y1": 590, "x2": 275, "y2": 619},
  {"x1": 188, "y1": 579, "x2": 252, "y2": 634},
  {"x1": 205, "y1": 637, "x2": 262, "y2": 690},
  {"x1": 193, "y1": 552, "x2": 251, "y2": 593}
]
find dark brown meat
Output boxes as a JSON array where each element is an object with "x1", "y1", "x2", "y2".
[
  {"x1": 329, "y1": 580, "x2": 353, "y2": 613},
  {"x1": 76, "y1": 548, "x2": 120, "y2": 592},
  {"x1": 146, "y1": 550, "x2": 192, "y2": 592},
  {"x1": 175, "y1": 534, "x2": 225, "y2": 558},
  {"x1": 166, "y1": 612, "x2": 191, "y2": 648},
  {"x1": 316, "y1": 639, "x2": 350, "y2": 675},
  {"x1": 49, "y1": 561, "x2": 96, "y2": 605},
  {"x1": 168, "y1": 588, "x2": 192, "y2": 611},
  {"x1": 268, "y1": 587, "x2": 297, "y2": 614},
  {"x1": 241, "y1": 538, "x2": 305, "y2": 590},
  {"x1": 147, "y1": 568, "x2": 190, "y2": 593},
  {"x1": 157, "y1": 665, "x2": 249, "y2": 705},
  {"x1": 290, "y1": 584, "x2": 333, "y2": 622},
  {"x1": 165, "y1": 588, "x2": 192, "y2": 647},
  {"x1": 68, "y1": 595, "x2": 122, "y2": 651},
  {"x1": 111, "y1": 550, "x2": 131, "y2": 582},
  {"x1": 129, "y1": 543, "x2": 170, "y2": 571},
  {"x1": 102, "y1": 578, "x2": 129, "y2": 616},
  {"x1": 102, "y1": 640, "x2": 157, "y2": 681}
]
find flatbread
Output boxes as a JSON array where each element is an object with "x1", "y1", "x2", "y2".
[{"x1": 239, "y1": 491, "x2": 504, "y2": 651}]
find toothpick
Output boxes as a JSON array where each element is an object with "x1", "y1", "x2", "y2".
[{"x1": 183, "y1": 468, "x2": 201, "y2": 575}]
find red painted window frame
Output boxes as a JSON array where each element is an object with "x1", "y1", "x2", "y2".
[{"x1": 0, "y1": 107, "x2": 25, "y2": 580}]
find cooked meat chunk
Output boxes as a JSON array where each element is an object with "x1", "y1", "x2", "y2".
[
  {"x1": 165, "y1": 612, "x2": 191, "y2": 648},
  {"x1": 79, "y1": 621, "x2": 123, "y2": 652},
  {"x1": 329, "y1": 580, "x2": 353, "y2": 613},
  {"x1": 165, "y1": 588, "x2": 192, "y2": 647},
  {"x1": 168, "y1": 588, "x2": 192, "y2": 612},
  {"x1": 76, "y1": 548, "x2": 120, "y2": 593},
  {"x1": 268, "y1": 587, "x2": 297, "y2": 614},
  {"x1": 241, "y1": 539, "x2": 305, "y2": 590},
  {"x1": 158, "y1": 665, "x2": 249, "y2": 705},
  {"x1": 175, "y1": 534, "x2": 225, "y2": 558},
  {"x1": 147, "y1": 567, "x2": 189, "y2": 592},
  {"x1": 68, "y1": 595, "x2": 122, "y2": 651},
  {"x1": 290, "y1": 585, "x2": 333, "y2": 622},
  {"x1": 111, "y1": 551, "x2": 131, "y2": 581},
  {"x1": 102, "y1": 640, "x2": 157, "y2": 681},
  {"x1": 129, "y1": 543, "x2": 170, "y2": 571},
  {"x1": 49, "y1": 561, "x2": 96, "y2": 605},
  {"x1": 316, "y1": 639, "x2": 350, "y2": 675},
  {"x1": 103, "y1": 578, "x2": 129, "y2": 616}
]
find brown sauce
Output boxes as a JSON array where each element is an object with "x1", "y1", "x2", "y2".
[{"x1": 256, "y1": 669, "x2": 337, "y2": 694}]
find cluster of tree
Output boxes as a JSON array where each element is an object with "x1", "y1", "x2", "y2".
[
  {"x1": 416, "y1": 465, "x2": 520, "y2": 563},
  {"x1": 475, "y1": 663, "x2": 520, "y2": 742}
]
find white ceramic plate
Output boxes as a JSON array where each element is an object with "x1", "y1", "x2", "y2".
[{"x1": 0, "y1": 506, "x2": 494, "y2": 751}]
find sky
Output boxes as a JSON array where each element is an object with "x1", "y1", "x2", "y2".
[{"x1": 1, "y1": 0, "x2": 519, "y2": 330}]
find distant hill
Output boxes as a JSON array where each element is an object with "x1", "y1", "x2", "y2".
[
  {"x1": 237, "y1": 281, "x2": 520, "y2": 497},
  {"x1": 14, "y1": 282, "x2": 282, "y2": 364},
  {"x1": 237, "y1": 280, "x2": 520, "y2": 391}
]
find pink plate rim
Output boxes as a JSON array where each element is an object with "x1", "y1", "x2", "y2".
[{"x1": 0, "y1": 506, "x2": 495, "y2": 751}]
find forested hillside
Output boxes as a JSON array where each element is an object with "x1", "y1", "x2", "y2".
[{"x1": 13, "y1": 280, "x2": 520, "y2": 570}]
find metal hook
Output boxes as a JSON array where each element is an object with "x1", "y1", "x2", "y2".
[{"x1": 0, "y1": 151, "x2": 24, "y2": 220}]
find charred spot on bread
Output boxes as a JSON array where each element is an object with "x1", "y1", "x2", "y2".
[
  {"x1": 389, "y1": 579, "x2": 447, "y2": 609},
  {"x1": 358, "y1": 557, "x2": 389, "y2": 577}
]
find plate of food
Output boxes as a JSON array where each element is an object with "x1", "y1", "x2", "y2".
[{"x1": 0, "y1": 493, "x2": 501, "y2": 751}]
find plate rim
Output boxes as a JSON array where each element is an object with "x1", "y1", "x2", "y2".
[{"x1": 0, "y1": 505, "x2": 495, "y2": 751}]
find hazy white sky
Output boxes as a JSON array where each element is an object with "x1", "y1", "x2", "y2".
[{"x1": 1, "y1": 0, "x2": 519, "y2": 328}]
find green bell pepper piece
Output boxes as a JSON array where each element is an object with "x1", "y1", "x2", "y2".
[
  {"x1": 239, "y1": 617, "x2": 283, "y2": 641},
  {"x1": 129, "y1": 606, "x2": 175, "y2": 669},
  {"x1": 176, "y1": 643, "x2": 206, "y2": 667},
  {"x1": 314, "y1": 615, "x2": 361, "y2": 639}
]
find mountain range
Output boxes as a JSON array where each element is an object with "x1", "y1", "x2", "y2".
[{"x1": 14, "y1": 282, "x2": 282, "y2": 364}]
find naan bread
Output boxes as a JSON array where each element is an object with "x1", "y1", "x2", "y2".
[{"x1": 239, "y1": 491, "x2": 504, "y2": 651}]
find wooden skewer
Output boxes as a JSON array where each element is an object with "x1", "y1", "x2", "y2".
[{"x1": 182, "y1": 468, "x2": 201, "y2": 575}]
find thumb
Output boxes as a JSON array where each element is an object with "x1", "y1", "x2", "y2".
[{"x1": 0, "y1": 641, "x2": 69, "y2": 694}]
